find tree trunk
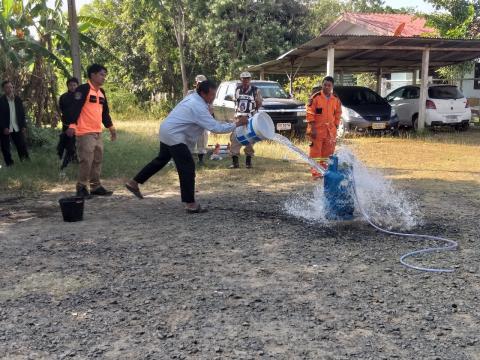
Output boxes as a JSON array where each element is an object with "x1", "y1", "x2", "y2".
[
  {"x1": 174, "y1": 26, "x2": 189, "y2": 96},
  {"x1": 172, "y1": 3, "x2": 188, "y2": 96}
]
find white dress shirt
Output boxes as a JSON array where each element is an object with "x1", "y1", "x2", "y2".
[
  {"x1": 8, "y1": 97, "x2": 19, "y2": 132},
  {"x1": 160, "y1": 93, "x2": 234, "y2": 148}
]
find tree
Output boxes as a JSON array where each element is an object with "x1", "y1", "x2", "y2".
[{"x1": 426, "y1": 0, "x2": 480, "y2": 87}]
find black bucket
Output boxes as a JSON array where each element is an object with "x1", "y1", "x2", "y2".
[{"x1": 59, "y1": 196, "x2": 84, "y2": 222}]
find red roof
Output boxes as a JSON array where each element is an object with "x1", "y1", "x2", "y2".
[{"x1": 322, "y1": 13, "x2": 436, "y2": 37}]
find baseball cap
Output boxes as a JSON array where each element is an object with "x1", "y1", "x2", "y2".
[
  {"x1": 240, "y1": 71, "x2": 252, "y2": 79},
  {"x1": 195, "y1": 74, "x2": 207, "y2": 83}
]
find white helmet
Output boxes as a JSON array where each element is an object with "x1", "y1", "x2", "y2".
[
  {"x1": 240, "y1": 71, "x2": 252, "y2": 79},
  {"x1": 195, "y1": 74, "x2": 207, "y2": 83}
]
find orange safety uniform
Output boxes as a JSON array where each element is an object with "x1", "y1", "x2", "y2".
[
  {"x1": 306, "y1": 90, "x2": 342, "y2": 178},
  {"x1": 68, "y1": 81, "x2": 111, "y2": 135}
]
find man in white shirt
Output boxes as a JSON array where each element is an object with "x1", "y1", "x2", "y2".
[
  {"x1": 0, "y1": 80, "x2": 29, "y2": 167},
  {"x1": 125, "y1": 80, "x2": 248, "y2": 213}
]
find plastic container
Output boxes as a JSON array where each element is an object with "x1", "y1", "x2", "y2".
[
  {"x1": 59, "y1": 196, "x2": 84, "y2": 222},
  {"x1": 324, "y1": 155, "x2": 355, "y2": 220},
  {"x1": 235, "y1": 112, "x2": 275, "y2": 146}
]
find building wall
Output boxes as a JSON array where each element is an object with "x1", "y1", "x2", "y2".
[{"x1": 461, "y1": 64, "x2": 480, "y2": 100}]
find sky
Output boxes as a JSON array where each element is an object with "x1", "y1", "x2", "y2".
[
  {"x1": 56, "y1": 0, "x2": 436, "y2": 13},
  {"x1": 384, "y1": 0, "x2": 435, "y2": 13}
]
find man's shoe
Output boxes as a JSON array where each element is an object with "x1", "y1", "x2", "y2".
[
  {"x1": 229, "y1": 155, "x2": 239, "y2": 169},
  {"x1": 91, "y1": 185, "x2": 113, "y2": 196},
  {"x1": 197, "y1": 154, "x2": 205, "y2": 166},
  {"x1": 246, "y1": 155, "x2": 252, "y2": 169},
  {"x1": 76, "y1": 185, "x2": 93, "y2": 199}
]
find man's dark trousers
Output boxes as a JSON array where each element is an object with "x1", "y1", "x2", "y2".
[
  {"x1": 1, "y1": 130, "x2": 29, "y2": 166},
  {"x1": 134, "y1": 142, "x2": 196, "y2": 203}
]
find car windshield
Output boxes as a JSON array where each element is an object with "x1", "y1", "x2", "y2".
[
  {"x1": 334, "y1": 87, "x2": 386, "y2": 106},
  {"x1": 256, "y1": 84, "x2": 289, "y2": 99},
  {"x1": 428, "y1": 86, "x2": 464, "y2": 100}
]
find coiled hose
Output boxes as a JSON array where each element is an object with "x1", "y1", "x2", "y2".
[{"x1": 351, "y1": 171, "x2": 458, "y2": 273}]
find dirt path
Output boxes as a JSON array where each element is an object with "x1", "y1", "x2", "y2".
[{"x1": 0, "y1": 175, "x2": 479, "y2": 359}]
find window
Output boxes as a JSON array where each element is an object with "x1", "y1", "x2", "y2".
[
  {"x1": 385, "y1": 87, "x2": 405, "y2": 102},
  {"x1": 256, "y1": 84, "x2": 289, "y2": 99},
  {"x1": 428, "y1": 86, "x2": 464, "y2": 100},
  {"x1": 336, "y1": 87, "x2": 386, "y2": 106},
  {"x1": 403, "y1": 87, "x2": 420, "y2": 99}
]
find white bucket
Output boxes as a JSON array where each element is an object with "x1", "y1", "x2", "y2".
[{"x1": 234, "y1": 112, "x2": 275, "y2": 146}]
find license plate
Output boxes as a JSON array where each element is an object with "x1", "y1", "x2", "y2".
[
  {"x1": 277, "y1": 123, "x2": 292, "y2": 131},
  {"x1": 371, "y1": 122, "x2": 386, "y2": 130},
  {"x1": 446, "y1": 115, "x2": 458, "y2": 121}
]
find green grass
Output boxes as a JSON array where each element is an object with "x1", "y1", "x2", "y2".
[{"x1": 1, "y1": 116, "x2": 479, "y2": 194}]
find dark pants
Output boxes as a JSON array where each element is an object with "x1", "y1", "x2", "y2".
[
  {"x1": 57, "y1": 132, "x2": 77, "y2": 169},
  {"x1": 134, "y1": 142, "x2": 196, "y2": 203},
  {"x1": 1, "y1": 130, "x2": 29, "y2": 166}
]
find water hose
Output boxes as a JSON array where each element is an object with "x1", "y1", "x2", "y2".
[
  {"x1": 277, "y1": 134, "x2": 459, "y2": 273},
  {"x1": 351, "y1": 171, "x2": 458, "y2": 273}
]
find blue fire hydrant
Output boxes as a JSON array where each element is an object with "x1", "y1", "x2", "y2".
[{"x1": 324, "y1": 155, "x2": 355, "y2": 220}]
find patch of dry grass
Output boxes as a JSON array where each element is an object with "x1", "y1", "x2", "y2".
[{"x1": 345, "y1": 129, "x2": 480, "y2": 184}]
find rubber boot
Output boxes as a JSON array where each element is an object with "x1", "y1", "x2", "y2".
[
  {"x1": 229, "y1": 155, "x2": 239, "y2": 169},
  {"x1": 198, "y1": 153, "x2": 205, "y2": 166},
  {"x1": 246, "y1": 155, "x2": 252, "y2": 169}
]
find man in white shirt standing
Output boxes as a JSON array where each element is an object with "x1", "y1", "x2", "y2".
[
  {"x1": 125, "y1": 80, "x2": 248, "y2": 213},
  {"x1": 187, "y1": 74, "x2": 210, "y2": 166},
  {"x1": 0, "y1": 80, "x2": 29, "y2": 167}
]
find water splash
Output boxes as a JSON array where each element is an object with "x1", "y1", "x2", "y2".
[
  {"x1": 272, "y1": 134, "x2": 325, "y2": 175},
  {"x1": 272, "y1": 134, "x2": 418, "y2": 230},
  {"x1": 337, "y1": 147, "x2": 418, "y2": 230}
]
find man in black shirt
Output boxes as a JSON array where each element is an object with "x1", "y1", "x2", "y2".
[{"x1": 57, "y1": 77, "x2": 79, "y2": 169}]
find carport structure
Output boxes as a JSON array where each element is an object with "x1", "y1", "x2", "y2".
[{"x1": 247, "y1": 35, "x2": 480, "y2": 130}]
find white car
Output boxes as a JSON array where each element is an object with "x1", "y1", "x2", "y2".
[{"x1": 386, "y1": 85, "x2": 471, "y2": 130}]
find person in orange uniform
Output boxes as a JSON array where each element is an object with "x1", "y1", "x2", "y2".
[
  {"x1": 66, "y1": 64, "x2": 117, "y2": 198},
  {"x1": 306, "y1": 76, "x2": 342, "y2": 179}
]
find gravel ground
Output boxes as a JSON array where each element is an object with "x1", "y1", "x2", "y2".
[{"x1": 0, "y1": 176, "x2": 479, "y2": 359}]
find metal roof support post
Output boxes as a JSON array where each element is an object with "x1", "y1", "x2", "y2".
[
  {"x1": 412, "y1": 70, "x2": 418, "y2": 85},
  {"x1": 260, "y1": 69, "x2": 265, "y2": 80},
  {"x1": 327, "y1": 46, "x2": 335, "y2": 76},
  {"x1": 418, "y1": 48, "x2": 430, "y2": 131},
  {"x1": 339, "y1": 70, "x2": 344, "y2": 85}
]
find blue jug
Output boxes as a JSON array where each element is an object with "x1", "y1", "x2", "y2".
[{"x1": 324, "y1": 155, "x2": 355, "y2": 220}]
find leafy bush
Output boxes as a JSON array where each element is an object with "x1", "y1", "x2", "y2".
[
  {"x1": 148, "y1": 99, "x2": 175, "y2": 119},
  {"x1": 288, "y1": 75, "x2": 324, "y2": 103},
  {"x1": 26, "y1": 124, "x2": 59, "y2": 148},
  {"x1": 103, "y1": 85, "x2": 139, "y2": 114}
]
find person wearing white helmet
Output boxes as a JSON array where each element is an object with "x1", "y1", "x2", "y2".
[
  {"x1": 187, "y1": 74, "x2": 210, "y2": 166},
  {"x1": 229, "y1": 71, "x2": 263, "y2": 169}
]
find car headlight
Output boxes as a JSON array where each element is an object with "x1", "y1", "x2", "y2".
[
  {"x1": 347, "y1": 108, "x2": 361, "y2": 119},
  {"x1": 390, "y1": 108, "x2": 397, "y2": 118}
]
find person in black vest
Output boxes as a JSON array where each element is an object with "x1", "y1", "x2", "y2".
[
  {"x1": 57, "y1": 77, "x2": 79, "y2": 169},
  {"x1": 229, "y1": 71, "x2": 262, "y2": 169},
  {"x1": 0, "y1": 80, "x2": 29, "y2": 167}
]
